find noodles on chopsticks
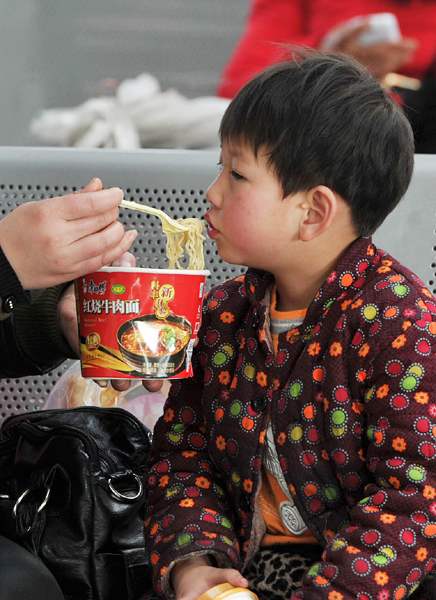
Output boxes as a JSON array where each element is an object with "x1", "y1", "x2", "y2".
[
  {"x1": 119, "y1": 200, "x2": 206, "y2": 271},
  {"x1": 165, "y1": 218, "x2": 206, "y2": 270}
]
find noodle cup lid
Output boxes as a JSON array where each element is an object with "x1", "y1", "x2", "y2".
[{"x1": 195, "y1": 584, "x2": 258, "y2": 600}]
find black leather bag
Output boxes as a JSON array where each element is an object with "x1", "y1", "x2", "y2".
[{"x1": 0, "y1": 406, "x2": 152, "y2": 600}]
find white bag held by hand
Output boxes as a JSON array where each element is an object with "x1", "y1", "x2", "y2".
[{"x1": 321, "y1": 13, "x2": 401, "y2": 50}]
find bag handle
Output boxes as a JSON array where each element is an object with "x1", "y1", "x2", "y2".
[
  {"x1": 13, "y1": 485, "x2": 51, "y2": 530},
  {"x1": 108, "y1": 473, "x2": 143, "y2": 501},
  {"x1": 123, "y1": 547, "x2": 152, "y2": 600}
]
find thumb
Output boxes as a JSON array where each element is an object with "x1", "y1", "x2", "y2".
[
  {"x1": 77, "y1": 177, "x2": 103, "y2": 194},
  {"x1": 111, "y1": 251, "x2": 136, "y2": 268},
  {"x1": 213, "y1": 569, "x2": 249, "y2": 590}
]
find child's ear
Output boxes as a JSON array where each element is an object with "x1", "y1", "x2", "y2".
[{"x1": 299, "y1": 185, "x2": 337, "y2": 242}]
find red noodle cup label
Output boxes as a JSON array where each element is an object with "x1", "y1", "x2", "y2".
[{"x1": 75, "y1": 266, "x2": 209, "y2": 380}]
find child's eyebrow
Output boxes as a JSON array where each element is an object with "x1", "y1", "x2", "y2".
[
  {"x1": 223, "y1": 141, "x2": 253, "y2": 162},
  {"x1": 227, "y1": 146, "x2": 245, "y2": 158},
  {"x1": 221, "y1": 140, "x2": 243, "y2": 157}
]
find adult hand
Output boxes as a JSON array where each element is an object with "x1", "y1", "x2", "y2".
[
  {"x1": 137, "y1": 335, "x2": 200, "y2": 394},
  {"x1": 0, "y1": 177, "x2": 138, "y2": 290},
  {"x1": 320, "y1": 21, "x2": 417, "y2": 80},
  {"x1": 57, "y1": 282, "x2": 80, "y2": 355},
  {"x1": 171, "y1": 555, "x2": 248, "y2": 600}
]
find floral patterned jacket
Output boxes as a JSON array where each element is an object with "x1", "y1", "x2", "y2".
[{"x1": 145, "y1": 237, "x2": 436, "y2": 599}]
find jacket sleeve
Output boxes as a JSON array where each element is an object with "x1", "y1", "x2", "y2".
[
  {"x1": 0, "y1": 285, "x2": 77, "y2": 378},
  {"x1": 0, "y1": 244, "x2": 76, "y2": 377},
  {"x1": 216, "y1": 0, "x2": 310, "y2": 98},
  {"x1": 0, "y1": 245, "x2": 32, "y2": 311},
  {"x1": 294, "y1": 303, "x2": 436, "y2": 599},
  {"x1": 145, "y1": 310, "x2": 241, "y2": 599}
]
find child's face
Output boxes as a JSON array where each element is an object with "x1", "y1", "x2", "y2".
[{"x1": 205, "y1": 141, "x2": 302, "y2": 272}]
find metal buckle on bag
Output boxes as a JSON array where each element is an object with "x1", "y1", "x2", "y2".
[
  {"x1": 13, "y1": 486, "x2": 51, "y2": 518},
  {"x1": 108, "y1": 474, "x2": 143, "y2": 501}
]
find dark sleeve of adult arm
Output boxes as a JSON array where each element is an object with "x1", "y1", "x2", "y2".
[{"x1": 0, "y1": 285, "x2": 77, "y2": 378}]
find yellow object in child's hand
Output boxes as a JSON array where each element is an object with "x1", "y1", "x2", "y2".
[{"x1": 195, "y1": 583, "x2": 258, "y2": 600}]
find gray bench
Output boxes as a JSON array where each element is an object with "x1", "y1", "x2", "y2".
[{"x1": 0, "y1": 147, "x2": 435, "y2": 422}]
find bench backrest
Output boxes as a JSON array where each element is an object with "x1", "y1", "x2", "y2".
[{"x1": 0, "y1": 147, "x2": 435, "y2": 421}]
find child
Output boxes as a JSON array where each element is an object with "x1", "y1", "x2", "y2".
[{"x1": 145, "y1": 50, "x2": 436, "y2": 600}]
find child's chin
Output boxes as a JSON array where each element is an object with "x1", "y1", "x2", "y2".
[{"x1": 216, "y1": 248, "x2": 242, "y2": 266}]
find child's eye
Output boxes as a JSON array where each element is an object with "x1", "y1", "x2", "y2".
[
  {"x1": 216, "y1": 161, "x2": 223, "y2": 171},
  {"x1": 230, "y1": 169, "x2": 244, "y2": 181}
]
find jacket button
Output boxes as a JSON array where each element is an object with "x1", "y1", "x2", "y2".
[
  {"x1": 3, "y1": 296, "x2": 16, "y2": 313},
  {"x1": 251, "y1": 395, "x2": 267, "y2": 412}
]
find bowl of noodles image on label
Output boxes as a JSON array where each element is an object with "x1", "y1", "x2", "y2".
[{"x1": 75, "y1": 266, "x2": 209, "y2": 380}]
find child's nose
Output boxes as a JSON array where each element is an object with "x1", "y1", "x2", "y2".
[{"x1": 206, "y1": 175, "x2": 221, "y2": 207}]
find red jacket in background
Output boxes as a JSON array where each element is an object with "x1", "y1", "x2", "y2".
[{"x1": 217, "y1": 0, "x2": 436, "y2": 98}]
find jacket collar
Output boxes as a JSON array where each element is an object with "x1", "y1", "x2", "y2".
[{"x1": 244, "y1": 237, "x2": 381, "y2": 324}]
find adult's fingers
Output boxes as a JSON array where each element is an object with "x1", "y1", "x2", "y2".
[
  {"x1": 52, "y1": 186, "x2": 124, "y2": 222},
  {"x1": 60, "y1": 205, "x2": 122, "y2": 245},
  {"x1": 73, "y1": 177, "x2": 103, "y2": 194},
  {"x1": 110, "y1": 380, "x2": 132, "y2": 392},
  {"x1": 79, "y1": 177, "x2": 103, "y2": 193},
  {"x1": 142, "y1": 379, "x2": 164, "y2": 393},
  {"x1": 111, "y1": 251, "x2": 136, "y2": 268},
  {"x1": 68, "y1": 227, "x2": 139, "y2": 277},
  {"x1": 66, "y1": 220, "x2": 126, "y2": 262}
]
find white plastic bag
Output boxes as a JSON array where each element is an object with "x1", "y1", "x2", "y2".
[
  {"x1": 44, "y1": 361, "x2": 168, "y2": 430},
  {"x1": 30, "y1": 97, "x2": 141, "y2": 149},
  {"x1": 30, "y1": 72, "x2": 229, "y2": 150}
]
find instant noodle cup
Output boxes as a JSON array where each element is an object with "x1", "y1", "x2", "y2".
[
  {"x1": 195, "y1": 583, "x2": 258, "y2": 600},
  {"x1": 75, "y1": 266, "x2": 209, "y2": 380}
]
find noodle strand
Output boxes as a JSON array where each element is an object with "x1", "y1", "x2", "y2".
[{"x1": 166, "y1": 218, "x2": 206, "y2": 270}]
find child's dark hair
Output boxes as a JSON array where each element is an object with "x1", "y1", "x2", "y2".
[{"x1": 219, "y1": 49, "x2": 414, "y2": 237}]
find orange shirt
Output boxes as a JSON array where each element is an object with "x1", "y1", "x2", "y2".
[{"x1": 259, "y1": 286, "x2": 318, "y2": 546}]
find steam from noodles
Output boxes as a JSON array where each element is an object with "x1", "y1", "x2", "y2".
[{"x1": 166, "y1": 218, "x2": 206, "y2": 270}]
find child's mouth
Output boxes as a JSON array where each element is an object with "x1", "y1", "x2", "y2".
[{"x1": 204, "y1": 214, "x2": 219, "y2": 238}]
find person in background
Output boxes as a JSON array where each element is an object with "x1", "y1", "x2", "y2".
[
  {"x1": 217, "y1": 0, "x2": 436, "y2": 152},
  {"x1": 145, "y1": 50, "x2": 436, "y2": 600}
]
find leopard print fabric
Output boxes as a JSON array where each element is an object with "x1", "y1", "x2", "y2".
[
  {"x1": 242, "y1": 545, "x2": 436, "y2": 600},
  {"x1": 242, "y1": 545, "x2": 323, "y2": 600},
  {"x1": 143, "y1": 545, "x2": 322, "y2": 600},
  {"x1": 144, "y1": 544, "x2": 435, "y2": 600},
  {"x1": 144, "y1": 546, "x2": 434, "y2": 599}
]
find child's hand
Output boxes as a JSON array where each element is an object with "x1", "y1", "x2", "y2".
[
  {"x1": 0, "y1": 177, "x2": 138, "y2": 290},
  {"x1": 171, "y1": 555, "x2": 248, "y2": 600}
]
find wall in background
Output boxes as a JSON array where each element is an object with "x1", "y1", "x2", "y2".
[{"x1": 0, "y1": 0, "x2": 249, "y2": 145}]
